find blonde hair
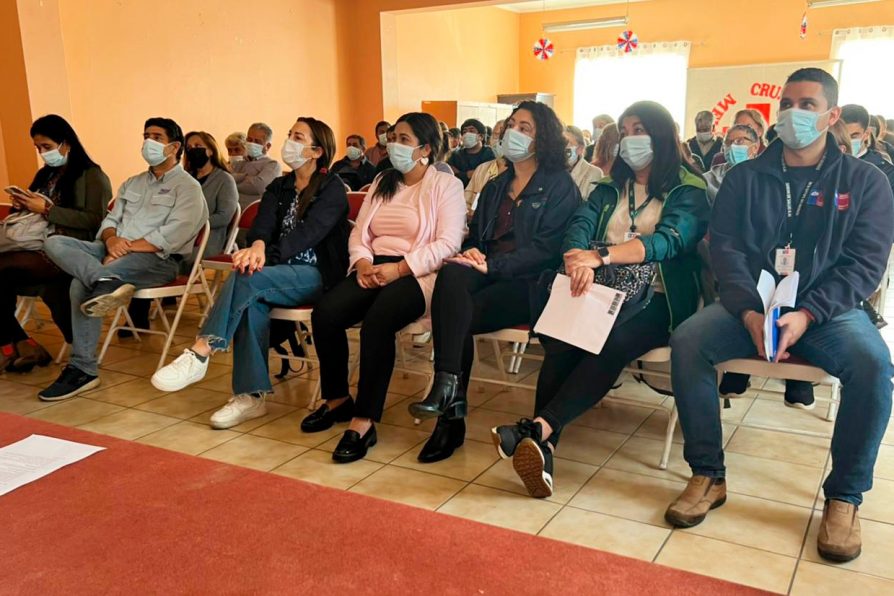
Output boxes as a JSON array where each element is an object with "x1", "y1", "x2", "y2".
[
  {"x1": 734, "y1": 109, "x2": 767, "y2": 141},
  {"x1": 225, "y1": 131, "x2": 246, "y2": 148}
]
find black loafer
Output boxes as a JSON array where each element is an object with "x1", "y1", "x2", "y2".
[
  {"x1": 301, "y1": 399, "x2": 355, "y2": 433},
  {"x1": 332, "y1": 425, "x2": 377, "y2": 463},
  {"x1": 408, "y1": 371, "x2": 467, "y2": 420},
  {"x1": 417, "y1": 416, "x2": 465, "y2": 463}
]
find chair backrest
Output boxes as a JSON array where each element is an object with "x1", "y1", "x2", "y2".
[
  {"x1": 359, "y1": 183, "x2": 372, "y2": 193},
  {"x1": 107, "y1": 197, "x2": 116, "y2": 212},
  {"x1": 186, "y1": 220, "x2": 212, "y2": 280},
  {"x1": 220, "y1": 203, "x2": 242, "y2": 255},
  {"x1": 240, "y1": 200, "x2": 261, "y2": 231},
  {"x1": 347, "y1": 192, "x2": 366, "y2": 222},
  {"x1": 0, "y1": 203, "x2": 11, "y2": 219}
]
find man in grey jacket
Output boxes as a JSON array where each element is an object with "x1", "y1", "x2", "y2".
[
  {"x1": 40, "y1": 117, "x2": 208, "y2": 401},
  {"x1": 231, "y1": 122, "x2": 281, "y2": 246}
]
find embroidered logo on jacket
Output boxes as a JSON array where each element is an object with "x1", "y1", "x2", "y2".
[
  {"x1": 807, "y1": 190, "x2": 824, "y2": 207},
  {"x1": 834, "y1": 191, "x2": 850, "y2": 211}
]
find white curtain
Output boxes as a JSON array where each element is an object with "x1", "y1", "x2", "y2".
[
  {"x1": 831, "y1": 26, "x2": 894, "y2": 115},
  {"x1": 573, "y1": 41, "x2": 691, "y2": 131}
]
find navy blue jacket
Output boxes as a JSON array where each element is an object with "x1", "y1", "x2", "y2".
[
  {"x1": 710, "y1": 135, "x2": 894, "y2": 325},
  {"x1": 862, "y1": 149, "x2": 894, "y2": 194}
]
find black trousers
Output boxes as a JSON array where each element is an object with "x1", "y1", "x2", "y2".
[
  {"x1": 0, "y1": 251, "x2": 73, "y2": 345},
  {"x1": 312, "y1": 270, "x2": 425, "y2": 422},
  {"x1": 431, "y1": 263, "x2": 531, "y2": 389},
  {"x1": 535, "y1": 296, "x2": 671, "y2": 446}
]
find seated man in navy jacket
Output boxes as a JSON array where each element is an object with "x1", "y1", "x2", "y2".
[{"x1": 666, "y1": 68, "x2": 894, "y2": 563}]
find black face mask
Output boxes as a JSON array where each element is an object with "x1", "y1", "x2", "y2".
[{"x1": 187, "y1": 147, "x2": 210, "y2": 170}]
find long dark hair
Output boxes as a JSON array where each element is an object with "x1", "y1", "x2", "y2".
[
  {"x1": 293, "y1": 117, "x2": 337, "y2": 219},
  {"x1": 508, "y1": 100, "x2": 566, "y2": 173},
  {"x1": 372, "y1": 112, "x2": 441, "y2": 202},
  {"x1": 29, "y1": 114, "x2": 98, "y2": 206},
  {"x1": 610, "y1": 101, "x2": 689, "y2": 198}
]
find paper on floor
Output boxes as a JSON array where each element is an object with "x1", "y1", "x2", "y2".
[{"x1": 0, "y1": 434, "x2": 105, "y2": 497}]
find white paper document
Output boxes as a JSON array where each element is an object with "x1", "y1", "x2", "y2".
[
  {"x1": 0, "y1": 434, "x2": 105, "y2": 497},
  {"x1": 756, "y1": 269, "x2": 800, "y2": 361},
  {"x1": 534, "y1": 274, "x2": 625, "y2": 355}
]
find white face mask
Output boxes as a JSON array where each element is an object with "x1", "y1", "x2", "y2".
[
  {"x1": 502, "y1": 127, "x2": 534, "y2": 163},
  {"x1": 387, "y1": 142, "x2": 427, "y2": 174},
  {"x1": 377, "y1": 133, "x2": 388, "y2": 146},
  {"x1": 619, "y1": 135, "x2": 653, "y2": 171},
  {"x1": 492, "y1": 140, "x2": 504, "y2": 160},
  {"x1": 696, "y1": 131, "x2": 714, "y2": 143},
  {"x1": 229, "y1": 155, "x2": 244, "y2": 163},
  {"x1": 245, "y1": 142, "x2": 265, "y2": 159},
  {"x1": 462, "y1": 132, "x2": 480, "y2": 149},
  {"x1": 41, "y1": 145, "x2": 68, "y2": 168},
  {"x1": 282, "y1": 138, "x2": 310, "y2": 170},
  {"x1": 565, "y1": 147, "x2": 580, "y2": 168},
  {"x1": 346, "y1": 146, "x2": 364, "y2": 161},
  {"x1": 142, "y1": 138, "x2": 170, "y2": 167}
]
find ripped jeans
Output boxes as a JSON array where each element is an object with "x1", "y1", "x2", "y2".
[{"x1": 200, "y1": 264, "x2": 322, "y2": 395}]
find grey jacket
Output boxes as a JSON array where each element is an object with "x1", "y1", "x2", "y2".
[
  {"x1": 200, "y1": 167, "x2": 239, "y2": 256},
  {"x1": 231, "y1": 156, "x2": 281, "y2": 210}
]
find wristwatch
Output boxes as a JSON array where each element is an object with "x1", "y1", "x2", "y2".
[{"x1": 596, "y1": 246, "x2": 611, "y2": 266}]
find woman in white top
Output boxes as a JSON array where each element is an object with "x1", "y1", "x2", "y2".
[
  {"x1": 564, "y1": 125, "x2": 603, "y2": 199},
  {"x1": 303, "y1": 112, "x2": 466, "y2": 464}
]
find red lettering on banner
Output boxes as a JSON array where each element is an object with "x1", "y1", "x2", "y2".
[
  {"x1": 750, "y1": 83, "x2": 761, "y2": 95},
  {"x1": 711, "y1": 93, "x2": 738, "y2": 121},
  {"x1": 750, "y1": 83, "x2": 783, "y2": 100}
]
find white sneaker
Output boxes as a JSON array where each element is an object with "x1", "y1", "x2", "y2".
[
  {"x1": 151, "y1": 349, "x2": 209, "y2": 392},
  {"x1": 210, "y1": 394, "x2": 267, "y2": 429}
]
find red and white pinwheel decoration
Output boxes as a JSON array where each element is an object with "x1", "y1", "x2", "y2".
[
  {"x1": 800, "y1": 12, "x2": 808, "y2": 39},
  {"x1": 533, "y1": 38, "x2": 554, "y2": 61},
  {"x1": 617, "y1": 30, "x2": 638, "y2": 53}
]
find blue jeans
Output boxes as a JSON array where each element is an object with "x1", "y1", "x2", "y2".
[
  {"x1": 670, "y1": 302, "x2": 893, "y2": 506},
  {"x1": 200, "y1": 264, "x2": 322, "y2": 395},
  {"x1": 44, "y1": 236, "x2": 179, "y2": 376}
]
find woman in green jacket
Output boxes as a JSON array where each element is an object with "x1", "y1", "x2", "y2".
[
  {"x1": 491, "y1": 101, "x2": 710, "y2": 498},
  {"x1": 0, "y1": 115, "x2": 111, "y2": 372}
]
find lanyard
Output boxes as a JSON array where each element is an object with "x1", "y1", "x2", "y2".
[
  {"x1": 627, "y1": 180, "x2": 654, "y2": 233},
  {"x1": 781, "y1": 152, "x2": 826, "y2": 246}
]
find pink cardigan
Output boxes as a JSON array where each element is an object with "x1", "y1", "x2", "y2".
[{"x1": 349, "y1": 167, "x2": 466, "y2": 320}]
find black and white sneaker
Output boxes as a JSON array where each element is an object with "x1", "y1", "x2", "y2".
[
  {"x1": 491, "y1": 418, "x2": 540, "y2": 459},
  {"x1": 512, "y1": 437, "x2": 554, "y2": 499},
  {"x1": 784, "y1": 380, "x2": 816, "y2": 410},
  {"x1": 38, "y1": 365, "x2": 100, "y2": 402},
  {"x1": 80, "y1": 279, "x2": 135, "y2": 318}
]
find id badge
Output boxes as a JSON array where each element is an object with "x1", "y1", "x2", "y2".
[
  {"x1": 624, "y1": 231, "x2": 641, "y2": 242},
  {"x1": 775, "y1": 248, "x2": 796, "y2": 276}
]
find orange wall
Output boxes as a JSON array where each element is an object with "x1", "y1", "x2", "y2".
[
  {"x1": 55, "y1": 0, "x2": 343, "y2": 188},
  {"x1": 379, "y1": 5, "x2": 519, "y2": 125},
  {"x1": 518, "y1": 0, "x2": 894, "y2": 123},
  {"x1": 0, "y1": 0, "x2": 35, "y2": 190}
]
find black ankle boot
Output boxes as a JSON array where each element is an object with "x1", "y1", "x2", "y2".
[
  {"x1": 417, "y1": 416, "x2": 465, "y2": 463},
  {"x1": 408, "y1": 371, "x2": 467, "y2": 421}
]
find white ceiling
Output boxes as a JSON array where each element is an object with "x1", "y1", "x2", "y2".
[{"x1": 497, "y1": 0, "x2": 649, "y2": 13}]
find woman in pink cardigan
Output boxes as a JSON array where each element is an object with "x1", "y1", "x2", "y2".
[{"x1": 303, "y1": 112, "x2": 466, "y2": 463}]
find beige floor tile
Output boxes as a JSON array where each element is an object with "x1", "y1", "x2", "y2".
[
  {"x1": 350, "y1": 465, "x2": 466, "y2": 510},
  {"x1": 539, "y1": 507, "x2": 670, "y2": 561},
  {"x1": 193, "y1": 373, "x2": 235, "y2": 394},
  {"x1": 882, "y1": 418, "x2": 894, "y2": 446},
  {"x1": 604, "y1": 436, "x2": 692, "y2": 482},
  {"x1": 874, "y1": 444, "x2": 894, "y2": 481},
  {"x1": 78, "y1": 408, "x2": 181, "y2": 440},
  {"x1": 438, "y1": 484, "x2": 561, "y2": 534},
  {"x1": 791, "y1": 561, "x2": 894, "y2": 595},
  {"x1": 189, "y1": 401, "x2": 296, "y2": 433},
  {"x1": 80, "y1": 378, "x2": 165, "y2": 407},
  {"x1": 553, "y1": 425, "x2": 629, "y2": 467},
  {"x1": 385, "y1": 370, "x2": 431, "y2": 397},
  {"x1": 249, "y1": 410, "x2": 346, "y2": 447},
  {"x1": 0, "y1": 378, "x2": 53, "y2": 415},
  {"x1": 465, "y1": 379, "x2": 512, "y2": 407},
  {"x1": 391, "y1": 439, "x2": 499, "y2": 481},
  {"x1": 83, "y1": 369, "x2": 141, "y2": 391},
  {"x1": 271, "y1": 448, "x2": 382, "y2": 490},
  {"x1": 136, "y1": 421, "x2": 239, "y2": 455},
  {"x1": 723, "y1": 451, "x2": 824, "y2": 508},
  {"x1": 316, "y1": 423, "x2": 430, "y2": 464},
  {"x1": 27, "y1": 398, "x2": 125, "y2": 427},
  {"x1": 725, "y1": 426, "x2": 830, "y2": 468},
  {"x1": 380, "y1": 397, "x2": 436, "y2": 433},
  {"x1": 477, "y1": 387, "x2": 536, "y2": 417},
  {"x1": 682, "y1": 493, "x2": 812, "y2": 557},
  {"x1": 99, "y1": 345, "x2": 153, "y2": 365},
  {"x1": 5, "y1": 362, "x2": 68, "y2": 387},
  {"x1": 568, "y1": 468, "x2": 687, "y2": 527},
  {"x1": 570, "y1": 400, "x2": 654, "y2": 435},
  {"x1": 136, "y1": 387, "x2": 232, "y2": 419},
  {"x1": 266, "y1": 376, "x2": 317, "y2": 408},
  {"x1": 100, "y1": 352, "x2": 171, "y2": 376},
  {"x1": 199, "y1": 434, "x2": 307, "y2": 471},
  {"x1": 743, "y1": 397, "x2": 835, "y2": 436},
  {"x1": 607, "y1": 376, "x2": 668, "y2": 407},
  {"x1": 656, "y1": 532, "x2": 797, "y2": 594},
  {"x1": 475, "y1": 456, "x2": 598, "y2": 505},
  {"x1": 462, "y1": 407, "x2": 518, "y2": 445},
  {"x1": 860, "y1": 476, "x2": 894, "y2": 525},
  {"x1": 634, "y1": 408, "x2": 685, "y2": 444},
  {"x1": 802, "y1": 511, "x2": 894, "y2": 580}
]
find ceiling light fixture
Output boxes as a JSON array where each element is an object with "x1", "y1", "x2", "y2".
[
  {"x1": 542, "y1": 16, "x2": 628, "y2": 33},
  {"x1": 807, "y1": 0, "x2": 879, "y2": 8}
]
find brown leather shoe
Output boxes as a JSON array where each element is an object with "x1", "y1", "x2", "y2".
[
  {"x1": 8, "y1": 339, "x2": 52, "y2": 373},
  {"x1": 818, "y1": 500, "x2": 862, "y2": 562},
  {"x1": 665, "y1": 475, "x2": 727, "y2": 528}
]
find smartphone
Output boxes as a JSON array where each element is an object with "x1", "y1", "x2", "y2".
[{"x1": 4, "y1": 185, "x2": 31, "y2": 200}]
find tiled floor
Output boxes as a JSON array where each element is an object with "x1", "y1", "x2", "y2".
[{"x1": 5, "y1": 299, "x2": 894, "y2": 595}]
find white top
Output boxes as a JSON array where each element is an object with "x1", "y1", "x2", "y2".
[
  {"x1": 570, "y1": 158, "x2": 604, "y2": 201},
  {"x1": 605, "y1": 181, "x2": 664, "y2": 293}
]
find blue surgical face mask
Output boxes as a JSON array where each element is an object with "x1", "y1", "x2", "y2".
[
  {"x1": 40, "y1": 144, "x2": 68, "y2": 168},
  {"x1": 724, "y1": 144, "x2": 751, "y2": 166},
  {"x1": 141, "y1": 139, "x2": 170, "y2": 167},
  {"x1": 851, "y1": 138, "x2": 864, "y2": 157},
  {"x1": 245, "y1": 142, "x2": 264, "y2": 159},
  {"x1": 387, "y1": 142, "x2": 425, "y2": 174},
  {"x1": 492, "y1": 139, "x2": 504, "y2": 160},
  {"x1": 502, "y1": 127, "x2": 534, "y2": 163},
  {"x1": 775, "y1": 107, "x2": 830, "y2": 150}
]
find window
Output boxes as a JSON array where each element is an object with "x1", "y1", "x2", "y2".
[
  {"x1": 573, "y1": 41, "x2": 691, "y2": 131},
  {"x1": 831, "y1": 26, "x2": 894, "y2": 115}
]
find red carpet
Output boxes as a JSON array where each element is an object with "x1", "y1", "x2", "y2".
[{"x1": 0, "y1": 413, "x2": 768, "y2": 595}]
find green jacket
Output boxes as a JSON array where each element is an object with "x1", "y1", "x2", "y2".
[
  {"x1": 562, "y1": 168, "x2": 710, "y2": 331},
  {"x1": 42, "y1": 166, "x2": 112, "y2": 241}
]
